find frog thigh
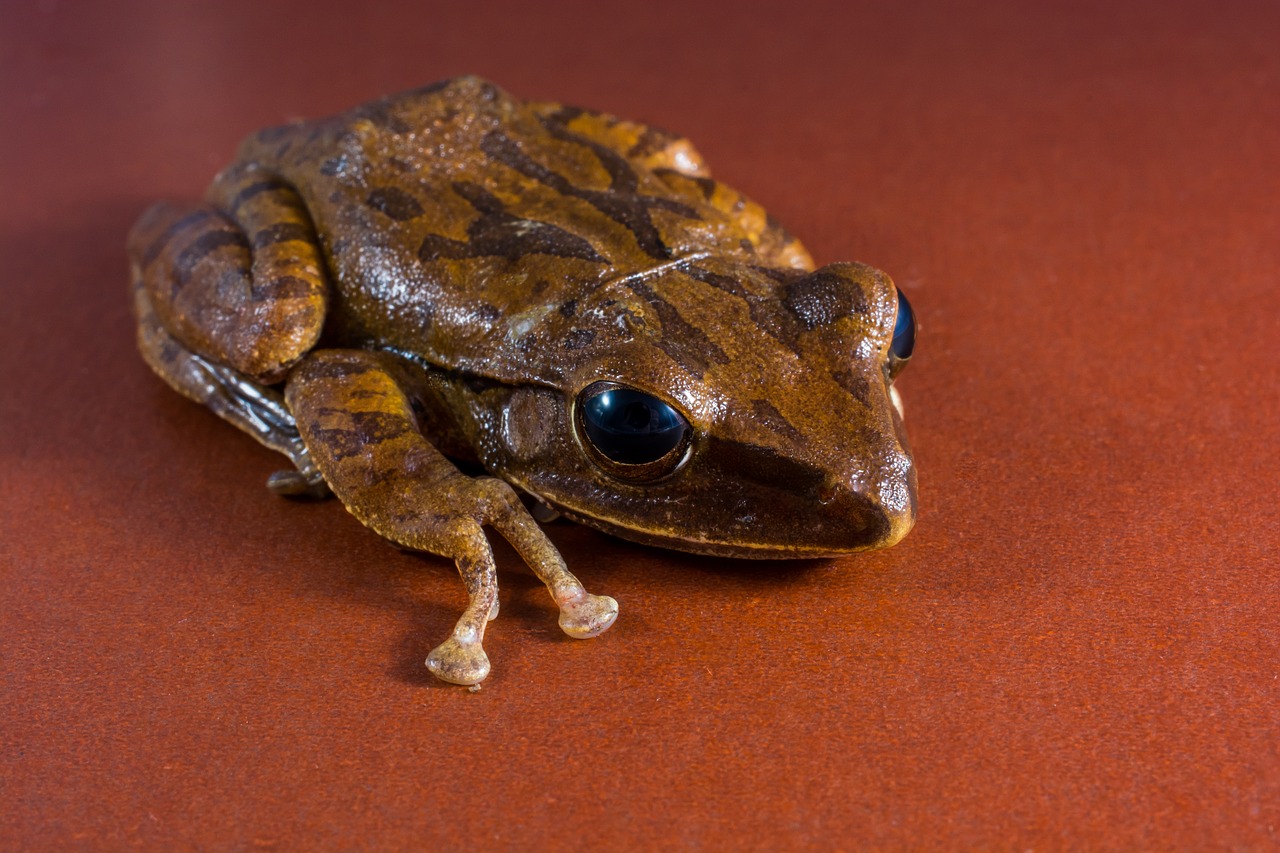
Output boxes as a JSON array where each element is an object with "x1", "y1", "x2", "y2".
[
  {"x1": 527, "y1": 101, "x2": 813, "y2": 269},
  {"x1": 654, "y1": 169, "x2": 815, "y2": 271},
  {"x1": 285, "y1": 349, "x2": 618, "y2": 686},
  {"x1": 528, "y1": 100, "x2": 712, "y2": 177},
  {"x1": 126, "y1": 162, "x2": 328, "y2": 382},
  {"x1": 131, "y1": 276, "x2": 327, "y2": 495}
]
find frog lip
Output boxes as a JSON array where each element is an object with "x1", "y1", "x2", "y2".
[
  {"x1": 563, "y1": 519, "x2": 904, "y2": 560},
  {"x1": 554, "y1": 495, "x2": 914, "y2": 560}
]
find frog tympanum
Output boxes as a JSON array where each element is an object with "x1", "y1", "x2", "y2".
[{"x1": 128, "y1": 76, "x2": 917, "y2": 686}]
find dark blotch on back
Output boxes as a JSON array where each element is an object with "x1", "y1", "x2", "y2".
[
  {"x1": 367, "y1": 187, "x2": 425, "y2": 221},
  {"x1": 627, "y1": 125, "x2": 681, "y2": 160},
  {"x1": 625, "y1": 277, "x2": 728, "y2": 377},
  {"x1": 418, "y1": 181, "x2": 604, "y2": 263},
  {"x1": 563, "y1": 329, "x2": 595, "y2": 350},
  {"x1": 686, "y1": 264, "x2": 804, "y2": 357},
  {"x1": 353, "y1": 98, "x2": 414, "y2": 134},
  {"x1": 752, "y1": 265, "x2": 807, "y2": 285},
  {"x1": 689, "y1": 174, "x2": 719, "y2": 200},
  {"x1": 348, "y1": 410, "x2": 410, "y2": 442},
  {"x1": 784, "y1": 270, "x2": 869, "y2": 330},
  {"x1": 481, "y1": 128, "x2": 692, "y2": 261}
]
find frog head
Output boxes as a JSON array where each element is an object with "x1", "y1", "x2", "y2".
[{"x1": 485, "y1": 259, "x2": 917, "y2": 559}]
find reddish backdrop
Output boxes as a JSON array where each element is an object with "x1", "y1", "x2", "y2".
[{"x1": 3, "y1": 1, "x2": 1278, "y2": 849}]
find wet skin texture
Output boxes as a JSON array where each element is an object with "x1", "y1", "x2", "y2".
[{"x1": 127, "y1": 76, "x2": 917, "y2": 685}]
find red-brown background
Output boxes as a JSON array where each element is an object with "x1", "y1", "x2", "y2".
[{"x1": 3, "y1": 1, "x2": 1277, "y2": 849}]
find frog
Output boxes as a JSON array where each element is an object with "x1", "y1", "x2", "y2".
[{"x1": 127, "y1": 75, "x2": 918, "y2": 687}]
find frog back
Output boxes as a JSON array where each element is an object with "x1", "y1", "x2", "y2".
[{"x1": 235, "y1": 76, "x2": 764, "y2": 387}]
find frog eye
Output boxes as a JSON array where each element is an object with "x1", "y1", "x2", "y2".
[
  {"x1": 887, "y1": 286, "x2": 916, "y2": 380},
  {"x1": 576, "y1": 382, "x2": 692, "y2": 481}
]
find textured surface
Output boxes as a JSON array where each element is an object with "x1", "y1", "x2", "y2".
[{"x1": 2, "y1": 1, "x2": 1277, "y2": 849}]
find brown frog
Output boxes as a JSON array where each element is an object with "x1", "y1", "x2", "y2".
[{"x1": 127, "y1": 76, "x2": 917, "y2": 686}]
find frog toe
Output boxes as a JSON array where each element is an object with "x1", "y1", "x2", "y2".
[
  {"x1": 425, "y1": 637, "x2": 491, "y2": 685},
  {"x1": 557, "y1": 592, "x2": 619, "y2": 639},
  {"x1": 265, "y1": 469, "x2": 330, "y2": 498}
]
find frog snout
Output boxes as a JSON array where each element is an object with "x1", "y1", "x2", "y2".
[
  {"x1": 700, "y1": 437, "x2": 915, "y2": 554},
  {"x1": 818, "y1": 459, "x2": 917, "y2": 550}
]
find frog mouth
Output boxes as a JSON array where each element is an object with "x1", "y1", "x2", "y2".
[{"x1": 551, "y1": 497, "x2": 908, "y2": 560}]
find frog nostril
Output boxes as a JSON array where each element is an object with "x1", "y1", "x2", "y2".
[{"x1": 817, "y1": 461, "x2": 916, "y2": 543}]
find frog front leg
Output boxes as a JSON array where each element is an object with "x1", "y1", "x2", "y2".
[{"x1": 285, "y1": 350, "x2": 618, "y2": 685}]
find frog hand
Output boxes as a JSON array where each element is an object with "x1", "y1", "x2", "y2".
[
  {"x1": 477, "y1": 491, "x2": 619, "y2": 640},
  {"x1": 555, "y1": 589, "x2": 619, "y2": 639},
  {"x1": 416, "y1": 478, "x2": 617, "y2": 684}
]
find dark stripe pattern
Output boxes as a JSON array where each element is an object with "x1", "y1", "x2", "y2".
[
  {"x1": 481, "y1": 129, "x2": 698, "y2": 261},
  {"x1": 174, "y1": 229, "x2": 250, "y2": 287},
  {"x1": 252, "y1": 221, "x2": 311, "y2": 251},
  {"x1": 418, "y1": 182, "x2": 605, "y2": 263},
  {"x1": 229, "y1": 178, "x2": 292, "y2": 214},
  {"x1": 623, "y1": 276, "x2": 728, "y2": 378},
  {"x1": 366, "y1": 187, "x2": 425, "y2": 221},
  {"x1": 140, "y1": 209, "x2": 216, "y2": 268}
]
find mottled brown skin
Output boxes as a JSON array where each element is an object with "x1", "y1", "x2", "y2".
[{"x1": 128, "y1": 76, "x2": 917, "y2": 685}]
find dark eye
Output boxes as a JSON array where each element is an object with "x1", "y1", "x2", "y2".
[
  {"x1": 576, "y1": 382, "x2": 692, "y2": 479},
  {"x1": 888, "y1": 286, "x2": 916, "y2": 379}
]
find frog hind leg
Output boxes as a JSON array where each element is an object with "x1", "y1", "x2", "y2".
[
  {"x1": 530, "y1": 102, "x2": 814, "y2": 271},
  {"x1": 646, "y1": 165, "x2": 815, "y2": 271},
  {"x1": 285, "y1": 349, "x2": 618, "y2": 686},
  {"x1": 131, "y1": 276, "x2": 328, "y2": 496},
  {"x1": 528, "y1": 100, "x2": 712, "y2": 177},
  {"x1": 126, "y1": 162, "x2": 329, "y2": 383}
]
